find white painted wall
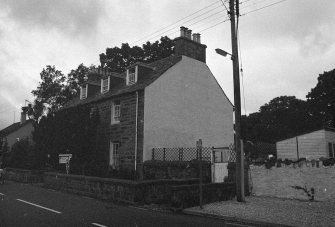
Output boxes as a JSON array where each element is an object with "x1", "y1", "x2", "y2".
[
  {"x1": 276, "y1": 129, "x2": 333, "y2": 160},
  {"x1": 6, "y1": 122, "x2": 34, "y2": 149},
  {"x1": 143, "y1": 56, "x2": 233, "y2": 161}
]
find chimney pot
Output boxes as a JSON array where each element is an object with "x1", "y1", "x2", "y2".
[
  {"x1": 196, "y1": 33, "x2": 201, "y2": 43},
  {"x1": 180, "y1": 26, "x2": 186, "y2": 37},
  {"x1": 192, "y1": 33, "x2": 197, "y2": 42},
  {"x1": 186, "y1": 29, "x2": 192, "y2": 39}
]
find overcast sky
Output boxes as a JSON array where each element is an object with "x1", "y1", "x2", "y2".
[{"x1": 0, "y1": 0, "x2": 334, "y2": 129}]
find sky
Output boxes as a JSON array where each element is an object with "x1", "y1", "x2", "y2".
[{"x1": 0, "y1": 0, "x2": 334, "y2": 129}]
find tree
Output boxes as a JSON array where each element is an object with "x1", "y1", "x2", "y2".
[
  {"x1": 241, "y1": 96, "x2": 319, "y2": 143},
  {"x1": 31, "y1": 64, "x2": 92, "y2": 120},
  {"x1": 99, "y1": 36, "x2": 174, "y2": 73},
  {"x1": 31, "y1": 65, "x2": 66, "y2": 119},
  {"x1": 307, "y1": 69, "x2": 335, "y2": 127},
  {"x1": 63, "y1": 64, "x2": 91, "y2": 101}
]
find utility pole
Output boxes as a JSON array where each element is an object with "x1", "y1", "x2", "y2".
[{"x1": 229, "y1": 0, "x2": 245, "y2": 202}]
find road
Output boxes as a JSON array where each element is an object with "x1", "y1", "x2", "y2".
[{"x1": 0, "y1": 181, "x2": 257, "y2": 227}]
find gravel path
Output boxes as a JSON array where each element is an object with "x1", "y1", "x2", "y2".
[{"x1": 184, "y1": 196, "x2": 335, "y2": 227}]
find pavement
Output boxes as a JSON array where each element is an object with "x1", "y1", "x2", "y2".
[{"x1": 183, "y1": 196, "x2": 335, "y2": 227}]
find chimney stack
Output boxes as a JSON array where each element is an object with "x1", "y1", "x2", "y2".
[
  {"x1": 20, "y1": 106, "x2": 28, "y2": 124},
  {"x1": 174, "y1": 26, "x2": 207, "y2": 63}
]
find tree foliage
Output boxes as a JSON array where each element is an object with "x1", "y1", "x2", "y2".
[
  {"x1": 99, "y1": 36, "x2": 174, "y2": 73},
  {"x1": 31, "y1": 65, "x2": 66, "y2": 117},
  {"x1": 33, "y1": 105, "x2": 102, "y2": 175},
  {"x1": 306, "y1": 69, "x2": 335, "y2": 127},
  {"x1": 7, "y1": 138, "x2": 35, "y2": 169},
  {"x1": 241, "y1": 96, "x2": 321, "y2": 143}
]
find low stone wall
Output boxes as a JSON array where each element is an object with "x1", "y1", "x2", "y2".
[
  {"x1": 170, "y1": 182, "x2": 235, "y2": 209},
  {"x1": 44, "y1": 172, "x2": 201, "y2": 205},
  {"x1": 251, "y1": 163, "x2": 335, "y2": 201},
  {"x1": 4, "y1": 168, "x2": 44, "y2": 183},
  {"x1": 4, "y1": 168, "x2": 236, "y2": 208}
]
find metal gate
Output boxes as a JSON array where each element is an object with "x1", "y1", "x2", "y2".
[{"x1": 211, "y1": 145, "x2": 235, "y2": 183}]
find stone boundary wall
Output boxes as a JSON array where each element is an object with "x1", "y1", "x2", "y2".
[
  {"x1": 4, "y1": 168, "x2": 236, "y2": 208},
  {"x1": 4, "y1": 168, "x2": 44, "y2": 183},
  {"x1": 44, "y1": 172, "x2": 202, "y2": 204},
  {"x1": 250, "y1": 163, "x2": 335, "y2": 201}
]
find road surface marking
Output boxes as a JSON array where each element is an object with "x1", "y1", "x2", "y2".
[
  {"x1": 92, "y1": 223, "x2": 108, "y2": 227},
  {"x1": 16, "y1": 199, "x2": 62, "y2": 214}
]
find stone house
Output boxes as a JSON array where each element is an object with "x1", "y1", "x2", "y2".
[
  {"x1": 0, "y1": 107, "x2": 34, "y2": 153},
  {"x1": 63, "y1": 27, "x2": 234, "y2": 175}
]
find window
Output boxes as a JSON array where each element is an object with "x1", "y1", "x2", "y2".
[
  {"x1": 110, "y1": 142, "x2": 120, "y2": 169},
  {"x1": 80, "y1": 84, "x2": 88, "y2": 99},
  {"x1": 111, "y1": 101, "x2": 121, "y2": 124},
  {"x1": 101, "y1": 76, "x2": 110, "y2": 93},
  {"x1": 126, "y1": 66, "x2": 138, "y2": 85},
  {"x1": 329, "y1": 143, "x2": 334, "y2": 158}
]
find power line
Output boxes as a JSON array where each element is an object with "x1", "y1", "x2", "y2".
[
  {"x1": 241, "y1": 0, "x2": 289, "y2": 16},
  {"x1": 198, "y1": 18, "x2": 230, "y2": 33},
  {"x1": 137, "y1": 4, "x2": 227, "y2": 44},
  {"x1": 240, "y1": 0, "x2": 276, "y2": 10},
  {"x1": 130, "y1": 1, "x2": 222, "y2": 45}
]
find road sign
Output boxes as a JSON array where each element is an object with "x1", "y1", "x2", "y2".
[{"x1": 59, "y1": 154, "x2": 72, "y2": 164}]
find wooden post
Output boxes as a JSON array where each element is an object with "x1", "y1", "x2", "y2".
[
  {"x1": 197, "y1": 139, "x2": 203, "y2": 209},
  {"x1": 152, "y1": 148, "x2": 155, "y2": 160}
]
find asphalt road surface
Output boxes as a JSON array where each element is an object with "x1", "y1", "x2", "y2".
[{"x1": 0, "y1": 181, "x2": 257, "y2": 227}]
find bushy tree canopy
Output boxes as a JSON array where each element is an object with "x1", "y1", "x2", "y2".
[
  {"x1": 307, "y1": 69, "x2": 335, "y2": 127},
  {"x1": 241, "y1": 96, "x2": 322, "y2": 143},
  {"x1": 99, "y1": 36, "x2": 174, "y2": 73}
]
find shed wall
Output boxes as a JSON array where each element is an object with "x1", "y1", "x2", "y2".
[{"x1": 277, "y1": 130, "x2": 329, "y2": 160}]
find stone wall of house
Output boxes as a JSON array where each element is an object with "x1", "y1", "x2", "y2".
[
  {"x1": 94, "y1": 90, "x2": 144, "y2": 173},
  {"x1": 250, "y1": 162, "x2": 335, "y2": 201}
]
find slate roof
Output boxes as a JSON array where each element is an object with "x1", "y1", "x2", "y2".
[
  {"x1": 62, "y1": 55, "x2": 182, "y2": 110},
  {"x1": 0, "y1": 120, "x2": 34, "y2": 137}
]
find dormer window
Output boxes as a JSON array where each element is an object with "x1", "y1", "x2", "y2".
[
  {"x1": 101, "y1": 76, "x2": 110, "y2": 93},
  {"x1": 126, "y1": 66, "x2": 138, "y2": 86},
  {"x1": 80, "y1": 84, "x2": 88, "y2": 100}
]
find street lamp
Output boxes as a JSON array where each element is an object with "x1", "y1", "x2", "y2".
[
  {"x1": 215, "y1": 47, "x2": 245, "y2": 202},
  {"x1": 215, "y1": 48, "x2": 234, "y2": 59}
]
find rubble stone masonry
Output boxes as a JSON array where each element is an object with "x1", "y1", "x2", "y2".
[{"x1": 93, "y1": 90, "x2": 144, "y2": 172}]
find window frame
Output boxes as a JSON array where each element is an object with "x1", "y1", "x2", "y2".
[
  {"x1": 101, "y1": 76, "x2": 110, "y2": 93},
  {"x1": 109, "y1": 141, "x2": 120, "y2": 169},
  {"x1": 80, "y1": 84, "x2": 88, "y2": 100},
  {"x1": 111, "y1": 101, "x2": 121, "y2": 124},
  {"x1": 126, "y1": 65, "x2": 138, "y2": 86}
]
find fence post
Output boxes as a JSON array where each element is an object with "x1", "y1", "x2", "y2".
[
  {"x1": 163, "y1": 148, "x2": 166, "y2": 161},
  {"x1": 197, "y1": 139, "x2": 203, "y2": 209},
  {"x1": 152, "y1": 148, "x2": 155, "y2": 160}
]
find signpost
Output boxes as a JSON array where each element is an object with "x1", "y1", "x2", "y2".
[{"x1": 59, "y1": 154, "x2": 72, "y2": 174}]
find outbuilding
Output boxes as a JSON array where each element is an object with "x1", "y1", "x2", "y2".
[{"x1": 276, "y1": 127, "x2": 335, "y2": 160}]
